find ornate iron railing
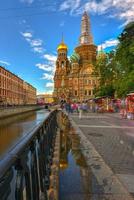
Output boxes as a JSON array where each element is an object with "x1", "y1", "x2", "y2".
[{"x1": 0, "y1": 110, "x2": 58, "y2": 200}]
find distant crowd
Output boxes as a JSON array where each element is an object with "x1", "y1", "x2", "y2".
[{"x1": 59, "y1": 98, "x2": 134, "y2": 120}]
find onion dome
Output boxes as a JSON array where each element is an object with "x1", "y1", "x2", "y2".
[
  {"x1": 57, "y1": 41, "x2": 68, "y2": 51},
  {"x1": 60, "y1": 160, "x2": 68, "y2": 170},
  {"x1": 70, "y1": 51, "x2": 80, "y2": 63},
  {"x1": 97, "y1": 46, "x2": 107, "y2": 59}
]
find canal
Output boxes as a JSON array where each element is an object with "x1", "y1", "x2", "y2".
[{"x1": 0, "y1": 109, "x2": 49, "y2": 158}]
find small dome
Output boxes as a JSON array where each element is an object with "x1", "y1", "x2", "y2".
[
  {"x1": 97, "y1": 46, "x2": 107, "y2": 59},
  {"x1": 57, "y1": 42, "x2": 68, "y2": 51},
  {"x1": 70, "y1": 51, "x2": 80, "y2": 63}
]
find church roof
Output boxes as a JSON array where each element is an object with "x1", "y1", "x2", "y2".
[
  {"x1": 57, "y1": 36, "x2": 68, "y2": 51},
  {"x1": 57, "y1": 42, "x2": 68, "y2": 51},
  {"x1": 70, "y1": 51, "x2": 80, "y2": 63}
]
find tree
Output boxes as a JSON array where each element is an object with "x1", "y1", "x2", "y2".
[
  {"x1": 94, "y1": 51, "x2": 115, "y2": 97},
  {"x1": 94, "y1": 22, "x2": 134, "y2": 98},
  {"x1": 115, "y1": 71, "x2": 134, "y2": 97},
  {"x1": 116, "y1": 22, "x2": 134, "y2": 74},
  {"x1": 114, "y1": 22, "x2": 134, "y2": 97}
]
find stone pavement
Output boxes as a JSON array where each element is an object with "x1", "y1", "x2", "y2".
[{"x1": 69, "y1": 112, "x2": 134, "y2": 200}]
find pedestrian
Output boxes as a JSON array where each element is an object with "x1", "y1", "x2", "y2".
[
  {"x1": 65, "y1": 102, "x2": 71, "y2": 114},
  {"x1": 78, "y1": 102, "x2": 83, "y2": 119},
  {"x1": 82, "y1": 101, "x2": 88, "y2": 113},
  {"x1": 120, "y1": 98, "x2": 127, "y2": 119}
]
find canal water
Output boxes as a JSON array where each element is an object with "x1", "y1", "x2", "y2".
[
  {"x1": 59, "y1": 114, "x2": 93, "y2": 200},
  {"x1": 0, "y1": 109, "x2": 49, "y2": 158}
]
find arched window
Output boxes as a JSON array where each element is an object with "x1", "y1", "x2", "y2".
[
  {"x1": 61, "y1": 61, "x2": 64, "y2": 68},
  {"x1": 74, "y1": 90, "x2": 77, "y2": 96},
  {"x1": 88, "y1": 90, "x2": 91, "y2": 95}
]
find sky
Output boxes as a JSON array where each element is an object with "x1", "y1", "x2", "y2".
[{"x1": 0, "y1": 0, "x2": 134, "y2": 94}]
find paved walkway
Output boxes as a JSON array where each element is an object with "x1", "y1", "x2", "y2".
[{"x1": 69, "y1": 112, "x2": 134, "y2": 200}]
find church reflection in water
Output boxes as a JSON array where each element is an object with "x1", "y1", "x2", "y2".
[{"x1": 59, "y1": 114, "x2": 92, "y2": 200}]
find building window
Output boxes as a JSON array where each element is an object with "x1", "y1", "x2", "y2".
[
  {"x1": 85, "y1": 90, "x2": 87, "y2": 96},
  {"x1": 61, "y1": 61, "x2": 64, "y2": 68},
  {"x1": 88, "y1": 90, "x2": 91, "y2": 95},
  {"x1": 74, "y1": 90, "x2": 77, "y2": 96}
]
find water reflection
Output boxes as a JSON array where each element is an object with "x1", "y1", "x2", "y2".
[
  {"x1": 59, "y1": 116, "x2": 92, "y2": 200},
  {"x1": 0, "y1": 110, "x2": 49, "y2": 157}
]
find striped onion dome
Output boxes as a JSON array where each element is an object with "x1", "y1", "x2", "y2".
[{"x1": 70, "y1": 51, "x2": 80, "y2": 63}]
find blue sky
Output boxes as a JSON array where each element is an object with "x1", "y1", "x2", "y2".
[{"x1": 0, "y1": 0, "x2": 134, "y2": 94}]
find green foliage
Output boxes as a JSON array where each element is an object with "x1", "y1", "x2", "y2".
[
  {"x1": 94, "y1": 22, "x2": 134, "y2": 98},
  {"x1": 95, "y1": 84, "x2": 115, "y2": 97},
  {"x1": 94, "y1": 51, "x2": 116, "y2": 97},
  {"x1": 115, "y1": 71, "x2": 134, "y2": 97},
  {"x1": 116, "y1": 22, "x2": 134, "y2": 73}
]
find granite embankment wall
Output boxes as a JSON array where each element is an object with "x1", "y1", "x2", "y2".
[{"x1": 0, "y1": 106, "x2": 43, "y2": 119}]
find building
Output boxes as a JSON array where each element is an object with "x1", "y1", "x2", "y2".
[
  {"x1": 23, "y1": 82, "x2": 37, "y2": 105},
  {"x1": 0, "y1": 66, "x2": 36, "y2": 106},
  {"x1": 37, "y1": 94, "x2": 54, "y2": 105},
  {"x1": 53, "y1": 12, "x2": 99, "y2": 102}
]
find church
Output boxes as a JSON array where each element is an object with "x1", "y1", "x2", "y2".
[{"x1": 53, "y1": 12, "x2": 99, "y2": 102}]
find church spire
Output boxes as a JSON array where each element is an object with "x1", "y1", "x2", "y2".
[
  {"x1": 79, "y1": 11, "x2": 93, "y2": 45},
  {"x1": 61, "y1": 32, "x2": 64, "y2": 43},
  {"x1": 57, "y1": 34, "x2": 68, "y2": 51}
]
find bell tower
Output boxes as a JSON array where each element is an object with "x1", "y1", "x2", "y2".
[
  {"x1": 53, "y1": 37, "x2": 70, "y2": 101},
  {"x1": 56, "y1": 36, "x2": 68, "y2": 73},
  {"x1": 79, "y1": 11, "x2": 93, "y2": 45},
  {"x1": 75, "y1": 11, "x2": 97, "y2": 64}
]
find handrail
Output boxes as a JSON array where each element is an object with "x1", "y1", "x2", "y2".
[{"x1": 0, "y1": 110, "x2": 58, "y2": 200}]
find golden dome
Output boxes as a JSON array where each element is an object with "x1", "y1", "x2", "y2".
[
  {"x1": 59, "y1": 160, "x2": 68, "y2": 170},
  {"x1": 57, "y1": 42, "x2": 68, "y2": 51}
]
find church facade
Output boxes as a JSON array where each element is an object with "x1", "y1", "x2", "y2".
[{"x1": 53, "y1": 12, "x2": 99, "y2": 102}]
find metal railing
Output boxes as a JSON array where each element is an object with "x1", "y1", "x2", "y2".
[{"x1": 0, "y1": 110, "x2": 58, "y2": 200}]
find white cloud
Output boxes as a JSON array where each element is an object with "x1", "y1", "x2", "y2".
[
  {"x1": 59, "y1": 0, "x2": 81, "y2": 14},
  {"x1": 0, "y1": 60, "x2": 10, "y2": 66},
  {"x1": 59, "y1": 0, "x2": 134, "y2": 24},
  {"x1": 42, "y1": 54, "x2": 57, "y2": 74},
  {"x1": 25, "y1": 38, "x2": 31, "y2": 42},
  {"x1": 45, "y1": 82, "x2": 54, "y2": 88},
  {"x1": 41, "y1": 73, "x2": 53, "y2": 80},
  {"x1": 30, "y1": 39, "x2": 43, "y2": 47},
  {"x1": 37, "y1": 91, "x2": 53, "y2": 95},
  {"x1": 20, "y1": 0, "x2": 34, "y2": 4},
  {"x1": 36, "y1": 63, "x2": 53, "y2": 72},
  {"x1": 60, "y1": 1, "x2": 70, "y2": 11},
  {"x1": 80, "y1": 0, "x2": 112, "y2": 15},
  {"x1": 19, "y1": 19, "x2": 27, "y2": 25},
  {"x1": 37, "y1": 53, "x2": 57, "y2": 82},
  {"x1": 20, "y1": 31, "x2": 45, "y2": 54},
  {"x1": 43, "y1": 54, "x2": 57, "y2": 63},
  {"x1": 33, "y1": 47, "x2": 44, "y2": 53},
  {"x1": 98, "y1": 38, "x2": 119, "y2": 50},
  {"x1": 21, "y1": 31, "x2": 33, "y2": 38}
]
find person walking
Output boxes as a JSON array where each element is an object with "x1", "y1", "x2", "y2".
[{"x1": 78, "y1": 102, "x2": 83, "y2": 119}]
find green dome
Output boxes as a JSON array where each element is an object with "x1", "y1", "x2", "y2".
[{"x1": 70, "y1": 51, "x2": 80, "y2": 63}]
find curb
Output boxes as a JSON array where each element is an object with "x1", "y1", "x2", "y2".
[{"x1": 69, "y1": 116, "x2": 134, "y2": 200}]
